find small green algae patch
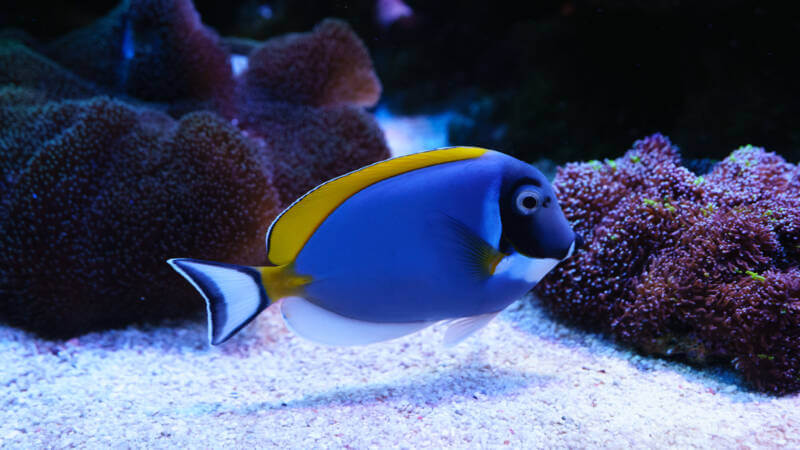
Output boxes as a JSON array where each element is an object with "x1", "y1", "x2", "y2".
[{"x1": 746, "y1": 271, "x2": 766, "y2": 282}]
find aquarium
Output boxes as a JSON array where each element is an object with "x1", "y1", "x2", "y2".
[{"x1": 2, "y1": 0, "x2": 799, "y2": 447}]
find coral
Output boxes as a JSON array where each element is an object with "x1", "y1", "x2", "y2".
[
  {"x1": 0, "y1": 0, "x2": 389, "y2": 337},
  {"x1": 244, "y1": 103, "x2": 390, "y2": 205},
  {"x1": 45, "y1": 0, "x2": 235, "y2": 117},
  {"x1": 0, "y1": 40, "x2": 100, "y2": 100},
  {"x1": 536, "y1": 134, "x2": 800, "y2": 394},
  {"x1": 0, "y1": 92, "x2": 279, "y2": 337},
  {"x1": 240, "y1": 19, "x2": 381, "y2": 109},
  {"x1": 236, "y1": 18, "x2": 387, "y2": 203}
]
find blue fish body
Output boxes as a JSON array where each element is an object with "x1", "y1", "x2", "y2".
[
  {"x1": 169, "y1": 148, "x2": 579, "y2": 346},
  {"x1": 297, "y1": 152, "x2": 535, "y2": 321}
]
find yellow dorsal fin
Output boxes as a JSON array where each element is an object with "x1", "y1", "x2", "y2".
[{"x1": 266, "y1": 146, "x2": 489, "y2": 265}]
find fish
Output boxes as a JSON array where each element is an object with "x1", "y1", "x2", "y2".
[{"x1": 168, "y1": 147, "x2": 581, "y2": 347}]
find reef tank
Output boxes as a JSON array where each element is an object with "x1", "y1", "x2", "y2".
[{"x1": 2, "y1": 0, "x2": 800, "y2": 447}]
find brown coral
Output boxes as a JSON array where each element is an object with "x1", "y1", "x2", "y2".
[
  {"x1": 0, "y1": 0, "x2": 389, "y2": 337},
  {"x1": 536, "y1": 134, "x2": 800, "y2": 394},
  {"x1": 240, "y1": 19, "x2": 382, "y2": 109},
  {"x1": 0, "y1": 40, "x2": 100, "y2": 100},
  {"x1": 236, "y1": 18, "x2": 386, "y2": 204},
  {"x1": 45, "y1": 0, "x2": 234, "y2": 117},
  {"x1": 0, "y1": 93, "x2": 279, "y2": 337}
]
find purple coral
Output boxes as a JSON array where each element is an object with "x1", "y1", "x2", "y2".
[
  {"x1": 0, "y1": 0, "x2": 389, "y2": 337},
  {"x1": 536, "y1": 134, "x2": 800, "y2": 394}
]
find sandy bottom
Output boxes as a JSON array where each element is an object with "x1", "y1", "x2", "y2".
[{"x1": 2, "y1": 295, "x2": 800, "y2": 448}]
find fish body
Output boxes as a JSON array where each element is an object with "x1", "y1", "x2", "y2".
[{"x1": 169, "y1": 147, "x2": 580, "y2": 347}]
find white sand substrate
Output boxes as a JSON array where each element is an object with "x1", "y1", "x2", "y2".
[{"x1": 2, "y1": 295, "x2": 800, "y2": 448}]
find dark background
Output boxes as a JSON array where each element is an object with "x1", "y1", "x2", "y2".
[{"x1": 2, "y1": 0, "x2": 798, "y2": 163}]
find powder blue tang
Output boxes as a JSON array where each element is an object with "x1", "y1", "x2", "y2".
[{"x1": 168, "y1": 147, "x2": 580, "y2": 346}]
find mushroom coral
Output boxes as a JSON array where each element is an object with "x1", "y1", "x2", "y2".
[
  {"x1": 536, "y1": 134, "x2": 800, "y2": 394},
  {"x1": 0, "y1": 0, "x2": 389, "y2": 338}
]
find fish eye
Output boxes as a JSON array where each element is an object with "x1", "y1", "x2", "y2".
[{"x1": 514, "y1": 186, "x2": 542, "y2": 215}]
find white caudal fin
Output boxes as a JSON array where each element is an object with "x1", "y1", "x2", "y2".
[
  {"x1": 442, "y1": 312, "x2": 500, "y2": 347},
  {"x1": 167, "y1": 258, "x2": 270, "y2": 345},
  {"x1": 280, "y1": 297, "x2": 434, "y2": 346}
]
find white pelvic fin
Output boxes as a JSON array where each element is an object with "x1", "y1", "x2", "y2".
[
  {"x1": 280, "y1": 297, "x2": 434, "y2": 346},
  {"x1": 442, "y1": 312, "x2": 500, "y2": 347},
  {"x1": 167, "y1": 258, "x2": 269, "y2": 345}
]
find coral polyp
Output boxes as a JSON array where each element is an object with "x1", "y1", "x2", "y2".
[{"x1": 536, "y1": 134, "x2": 800, "y2": 394}]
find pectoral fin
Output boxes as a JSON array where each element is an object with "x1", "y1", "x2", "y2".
[{"x1": 438, "y1": 214, "x2": 506, "y2": 279}]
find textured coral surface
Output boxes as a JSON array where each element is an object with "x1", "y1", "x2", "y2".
[
  {"x1": 536, "y1": 134, "x2": 800, "y2": 394},
  {"x1": 0, "y1": 0, "x2": 389, "y2": 338}
]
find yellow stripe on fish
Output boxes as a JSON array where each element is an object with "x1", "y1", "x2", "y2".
[{"x1": 265, "y1": 146, "x2": 489, "y2": 265}]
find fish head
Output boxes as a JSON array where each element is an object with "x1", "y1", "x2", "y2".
[{"x1": 499, "y1": 162, "x2": 580, "y2": 260}]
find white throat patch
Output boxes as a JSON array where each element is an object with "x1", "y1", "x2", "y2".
[
  {"x1": 494, "y1": 253, "x2": 560, "y2": 283},
  {"x1": 523, "y1": 257, "x2": 560, "y2": 283}
]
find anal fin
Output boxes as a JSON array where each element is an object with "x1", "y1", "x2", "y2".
[
  {"x1": 280, "y1": 297, "x2": 434, "y2": 346},
  {"x1": 443, "y1": 312, "x2": 499, "y2": 347}
]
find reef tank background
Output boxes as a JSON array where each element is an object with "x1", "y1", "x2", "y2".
[{"x1": 2, "y1": 0, "x2": 800, "y2": 447}]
